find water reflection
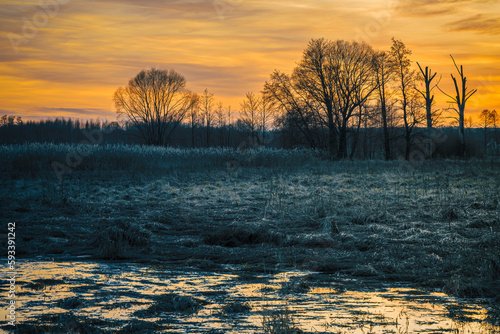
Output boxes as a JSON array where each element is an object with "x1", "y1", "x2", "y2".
[{"x1": 0, "y1": 261, "x2": 497, "y2": 333}]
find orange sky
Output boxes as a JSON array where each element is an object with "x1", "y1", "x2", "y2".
[{"x1": 1, "y1": 0, "x2": 499, "y2": 123}]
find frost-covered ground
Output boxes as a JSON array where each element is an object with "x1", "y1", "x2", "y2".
[{"x1": 1, "y1": 144, "x2": 499, "y2": 331}]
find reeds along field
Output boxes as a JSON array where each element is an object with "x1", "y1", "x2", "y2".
[{"x1": 1, "y1": 143, "x2": 499, "y2": 301}]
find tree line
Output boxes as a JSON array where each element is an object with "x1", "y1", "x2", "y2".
[
  {"x1": 113, "y1": 69, "x2": 277, "y2": 148},
  {"x1": 263, "y1": 38, "x2": 484, "y2": 160},
  {"x1": 2, "y1": 37, "x2": 499, "y2": 158},
  {"x1": 0, "y1": 115, "x2": 279, "y2": 149},
  {"x1": 112, "y1": 37, "x2": 496, "y2": 159}
]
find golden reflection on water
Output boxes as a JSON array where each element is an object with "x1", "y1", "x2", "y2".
[{"x1": 1, "y1": 262, "x2": 498, "y2": 333}]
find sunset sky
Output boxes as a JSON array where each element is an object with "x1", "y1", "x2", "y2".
[{"x1": 1, "y1": 0, "x2": 499, "y2": 123}]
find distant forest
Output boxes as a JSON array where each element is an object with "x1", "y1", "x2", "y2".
[{"x1": 0, "y1": 116, "x2": 498, "y2": 159}]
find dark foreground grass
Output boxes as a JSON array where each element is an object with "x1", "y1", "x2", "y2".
[
  {"x1": 0, "y1": 143, "x2": 325, "y2": 177},
  {"x1": 1, "y1": 146, "x2": 499, "y2": 308}
]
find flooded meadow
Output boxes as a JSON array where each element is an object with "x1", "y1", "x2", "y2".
[
  {"x1": 1, "y1": 259, "x2": 499, "y2": 333},
  {"x1": 1, "y1": 148, "x2": 499, "y2": 333}
]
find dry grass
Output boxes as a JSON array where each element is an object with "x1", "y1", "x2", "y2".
[
  {"x1": 0, "y1": 143, "x2": 325, "y2": 177},
  {"x1": 1, "y1": 146, "x2": 499, "y2": 302}
]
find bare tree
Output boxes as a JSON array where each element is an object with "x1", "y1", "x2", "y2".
[
  {"x1": 491, "y1": 109, "x2": 498, "y2": 144},
  {"x1": 415, "y1": 62, "x2": 441, "y2": 158},
  {"x1": 372, "y1": 50, "x2": 394, "y2": 160},
  {"x1": 240, "y1": 92, "x2": 261, "y2": 143},
  {"x1": 440, "y1": 55, "x2": 477, "y2": 158},
  {"x1": 480, "y1": 109, "x2": 499, "y2": 153},
  {"x1": 292, "y1": 38, "x2": 338, "y2": 156},
  {"x1": 492, "y1": 109, "x2": 498, "y2": 150},
  {"x1": 215, "y1": 102, "x2": 225, "y2": 146},
  {"x1": 264, "y1": 70, "x2": 322, "y2": 150},
  {"x1": 481, "y1": 109, "x2": 491, "y2": 153},
  {"x1": 391, "y1": 38, "x2": 424, "y2": 160},
  {"x1": 187, "y1": 92, "x2": 200, "y2": 147},
  {"x1": 114, "y1": 68, "x2": 192, "y2": 146},
  {"x1": 349, "y1": 102, "x2": 369, "y2": 159},
  {"x1": 331, "y1": 40, "x2": 377, "y2": 158},
  {"x1": 227, "y1": 105, "x2": 232, "y2": 147},
  {"x1": 293, "y1": 39, "x2": 376, "y2": 158},
  {"x1": 260, "y1": 92, "x2": 276, "y2": 145},
  {"x1": 416, "y1": 63, "x2": 440, "y2": 129},
  {"x1": 200, "y1": 88, "x2": 214, "y2": 147},
  {"x1": 491, "y1": 110, "x2": 498, "y2": 128}
]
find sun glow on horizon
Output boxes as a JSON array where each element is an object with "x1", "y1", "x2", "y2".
[{"x1": 0, "y1": 0, "x2": 498, "y2": 124}]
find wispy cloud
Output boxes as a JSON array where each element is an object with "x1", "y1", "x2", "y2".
[
  {"x1": 36, "y1": 107, "x2": 115, "y2": 118},
  {"x1": 446, "y1": 14, "x2": 500, "y2": 35},
  {"x1": 397, "y1": 0, "x2": 462, "y2": 17},
  {"x1": 396, "y1": 0, "x2": 494, "y2": 17}
]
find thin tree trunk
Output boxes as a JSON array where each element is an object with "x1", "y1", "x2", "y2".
[
  {"x1": 381, "y1": 103, "x2": 391, "y2": 160},
  {"x1": 206, "y1": 122, "x2": 210, "y2": 147},
  {"x1": 328, "y1": 114, "x2": 337, "y2": 158},
  {"x1": 338, "y1": 118, "x2": 348, "y2": 159},
  {"x1": 459, "y1": 106, "x2": 465, "y2": 157},
  {"x1": 191, "y1": 123, "x2": 195, "y2": 147},
  {"x1": 350, "y1": 106, "x2": 363, "y2": 160}
]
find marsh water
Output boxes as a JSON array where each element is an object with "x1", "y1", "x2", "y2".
[{"x1": 1, "y1": 259, "x2": 498, "y2": 333}]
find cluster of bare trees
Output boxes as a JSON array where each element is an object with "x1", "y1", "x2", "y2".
[
  {"x1": 114, "y1": 68, "x2": 276, "y2": 148},
  {"x1": 1, "y1": 115, "x2": 23, "y2": 126},
  {"x1": 480, "y1": 109, "x2": 498, "y2": 153},
  {"x1": 114, "y1": 39, "x2": 480, "y2": 158},
  {"x1": 263, "y1": 38, "x2": 478, "y2": 159}
]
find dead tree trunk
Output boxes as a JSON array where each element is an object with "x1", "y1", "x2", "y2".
[
  {"x1": 416, "y1": 63, "x2": 438, "y2": 129},
  {"x1": 440, "y1": 55, "x2": 477, "y2": 158},
  {"x1": 416, "y1": 63, "x2": 440, "y2": 158}
]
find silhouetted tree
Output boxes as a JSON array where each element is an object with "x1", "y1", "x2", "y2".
[
  {"x1": 268, "y1": 39, "x2": 376, "y2": 158},
  {"x1": 440, "y1": 55, "x2": 477, "y2": 158},
  {"x1": 480, "y1": 109, "x2": 499, "y2": 154},
  {"x1": 227, "y1": 105, "x2": 232, "y2": 147},
  {"x1": 416, "y1": 62, "x2": 441, "y2": 158},
  {"x1": 331, "y1": 40, "x2": 377, "y2": 158},
  {"x1": 481, "y1": 109, "x2": 490, "y2": 153},
  {"x1": 372, "y1": 50, "x2": 394, "y2": 160},
  {"x1": 264, "y1": 70, "x2": 322, "y2": 150},
  {"x1": 215, "y1": 102, "x2": 225, "y2": 146},
  {"x1": 491, "y1": 109, "x2": 498, "y2": 143},
  {"x1": 293, "y1": 38, "x2": 339, "y2": 156},
  {"x1": 0, "y1": 115, "x2": 22, "y2": 127},
  {"x1": 391, "y1": 38, "x2": 424, "y2": 160},
  {"x1": 349, "y1": 103, "x2": 368, "y2": 159},
  {"x1": 416, "y1": 63, "x2": 440, "y2": 129},
  {"x1": 187, "y1": 92, "x2": 200, "y2": 147},
  {"x1": 260, "y1": 92, "x2": 276, "y2": 145},
  {"x1": 200, "y1": 88, "x2": 214, "y2": 147},
  {"x1": 240, "y1": 92, "x2": 260, "y2": 143},
  {"x1": 114, "y1": 68, "x2": 192, "y2": 146}
]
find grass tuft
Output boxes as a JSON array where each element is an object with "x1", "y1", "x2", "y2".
[
  {"x1": 203, "y1": 222, "x2": 282, "y2": 247},
  {"x1": 441, "y1": 207, "x2": 460, "y2": 220},
  {"x1": 222, "y1": 301, "x2": 251, "y2": 313},
  {"x1": 57, "y1": 297, "x2": 83, "y2": 309},
  {"x1": 262, "y1": 308, "x2": 303, "y2": 334},
  {"x1": 95, "y1": 221, "x2": 151, "y2": 260},
  {"x1": 134, "y1": 294, "x2": 203, "y2": 317}
]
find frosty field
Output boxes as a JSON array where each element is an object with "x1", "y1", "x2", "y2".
[{"x1": 1, "y1": 144, "x2": 499, "y2": 333}]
